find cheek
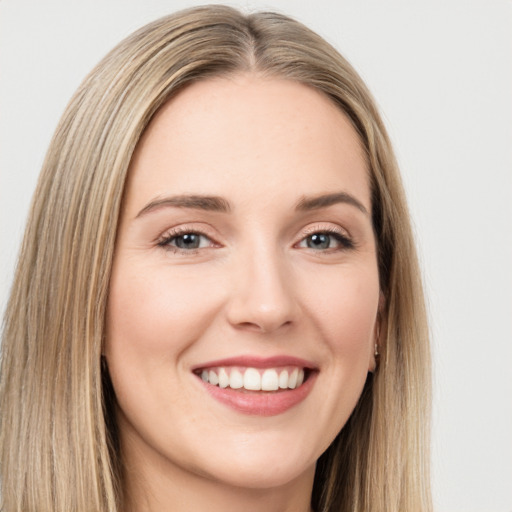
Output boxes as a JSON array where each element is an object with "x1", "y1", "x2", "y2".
[
  {"x1": 302, "y1": 264, "x2": 379, "y2": 358},
  {"x1": 105, "y1": 261, "x2": 221, "y2": 366},
  {"x1": 103, "y1": 261, "x2": 226, "y2": 439}
]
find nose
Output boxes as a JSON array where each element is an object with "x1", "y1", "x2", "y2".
[{"x1": 225, "y1": 246, "x2": 299, "y2": 334}]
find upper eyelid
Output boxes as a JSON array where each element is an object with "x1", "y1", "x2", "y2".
[
  {"x1": 156, "y1": 230, "x2": 219, "y2": 253},
  {"x1": 294, "y1": 223, "x2": 356, "y2": 251},
  {"x1": 298, "y1": 222, "x2": 351, "y2": 239},
  {"x1": 155, "y1": 221, "x2": 352, "y2": 245},
  {"x1": 156, "y1": 223, "x2": 219, "y2": 242}
]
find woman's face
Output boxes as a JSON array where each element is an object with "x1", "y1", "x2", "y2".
[{"x1": 106, "y1": 75, "x2": 380, "y2": 492}]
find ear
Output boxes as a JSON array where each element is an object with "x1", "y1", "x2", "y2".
[{"x1": 368, "y1": 293, "x2": 386, "y2": 373}]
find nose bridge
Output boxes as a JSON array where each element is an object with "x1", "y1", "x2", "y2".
[{"x1": 227, "y1": 237, "x2": 297, "y2": 333}]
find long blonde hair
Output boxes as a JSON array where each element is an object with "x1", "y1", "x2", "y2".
[{"x1": 0, "y1": 5, "x2": 431, "y2": 511}]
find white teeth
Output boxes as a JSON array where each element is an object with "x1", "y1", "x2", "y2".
[
  {"x1": 229, "y1": 369, "x2": 243, "y2": 389},
  {"x1": 278, "y1": 370, "x2": 289, "y2": 389},
  {"x1": 288, "y1": 368, "x2": 298, "y2": 389},
  {"x1": 200, "y1": 366, "x2": 307, "y2": 391},
  {"x1": 244, "y1": 368, "x2": 261, "y2": 390},
  {"x1": 261, "y1": 369, "x2": 279, "y2": 391},
  {"x1": 208, "y1": 370, "x2": 219, "y2": 386},
  {"x1": 218, "y1": 368, "x2": 229, "y2": 388}
]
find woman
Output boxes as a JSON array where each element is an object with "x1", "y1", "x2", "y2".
[{"x1": 0, "y1": 5, "x2": 431, "y2": 511}]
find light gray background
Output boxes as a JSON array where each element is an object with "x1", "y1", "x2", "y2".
[{"x1": 1, "y1": 1, "x2": 511, "y2": 511}]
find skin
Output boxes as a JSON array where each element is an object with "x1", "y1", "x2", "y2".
[{"x1": 105, "y1": 74, "x2": 380, "y2": 512}]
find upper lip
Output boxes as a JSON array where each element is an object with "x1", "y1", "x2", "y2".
[{"x1": 191, "y1": 355, "x2": 317, "y2": 372}]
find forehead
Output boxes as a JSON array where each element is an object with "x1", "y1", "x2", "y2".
[{"x1": 125, "y1": 74, "x2": 370, "y2": 214}]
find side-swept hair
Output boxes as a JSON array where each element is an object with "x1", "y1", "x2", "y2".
[{"x1": 0, "y1": 5, "x2": 431, "y2": 511}]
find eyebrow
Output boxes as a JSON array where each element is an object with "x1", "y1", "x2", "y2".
[
  {"x1": 295, "y1": 192, "x2": 368, "y2": 215},
  {"x1": 135, "y1": 191, "x2": 368, "y2": 219},
  {"x1": 136, "y1": 195, "x2": 231, "y2": 218}
]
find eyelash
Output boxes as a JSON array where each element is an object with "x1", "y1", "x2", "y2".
[
  {"x1": 156, "y1": 226, "x2": 355, "y2": 254},
  {"x1": 157, "y1": 227, "x2": 216, "y2": 254},
  {"x1": 297, "y1": 226, "x2": 355, "y2": 252}
]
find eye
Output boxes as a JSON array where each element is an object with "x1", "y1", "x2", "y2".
[
  {"x1": 298, "y1": 230, "x2": 353, "y2": 251},
  {"x1": 157, "y1": 231, "x2": 214, "y2": 251}
]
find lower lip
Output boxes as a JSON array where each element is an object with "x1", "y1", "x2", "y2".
[{"x1": 198, "y1": 372, "x2": 317, "y2": 416}]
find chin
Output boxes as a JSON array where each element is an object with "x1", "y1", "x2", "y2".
[
  {"x1": 180, "y1": 430, "x2": 320, "y2": 491},
  {"x1": 202, "y1": 457, "x2": 316, "y2": 491}
]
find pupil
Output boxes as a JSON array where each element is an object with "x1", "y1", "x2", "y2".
[
  {"x1": 177, "y1": 233, "x2": 199, "y2": 249},
  {"x1": 308, "y1": 233, "x2": 330, "y2": 249}
]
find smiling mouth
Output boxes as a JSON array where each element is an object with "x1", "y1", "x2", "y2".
[
  {"x1": 192, "y1": 356, "x2": 317, "y2": 415},
  {"x1": 195, "y1": 366, "x2": 309, "y2": 392}
]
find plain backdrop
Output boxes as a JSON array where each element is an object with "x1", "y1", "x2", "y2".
[{"x1": 1, "y1": 1, "x2": 511, "y2": 511}]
